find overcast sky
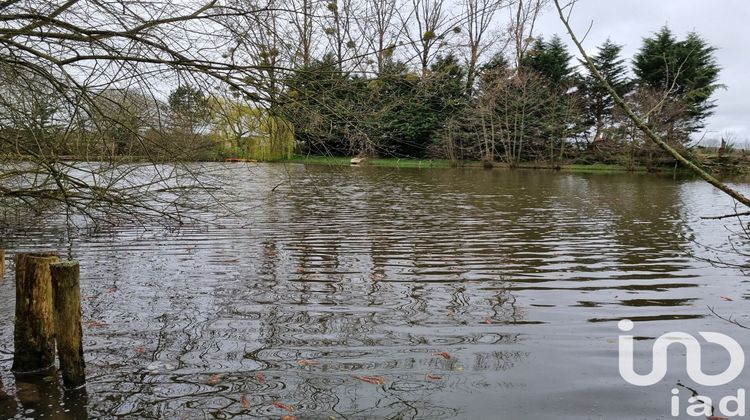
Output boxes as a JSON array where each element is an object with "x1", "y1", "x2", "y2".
[{"x1": 534, "y1": 0, "x2": 749, "y2": 144}]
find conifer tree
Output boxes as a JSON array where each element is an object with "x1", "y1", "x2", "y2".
[
  {"x1": 522, "y1": 35, "x2": 574, "y2": 86},
  {"x1": 633, "y1": 27, "x2": 721, "y2": 136},
  {"x1": 581, "y1": 39, "x2": 631, "y2": 141}
]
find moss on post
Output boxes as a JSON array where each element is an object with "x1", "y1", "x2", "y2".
[
  {"x1": 12, "y1": 253, "x2": 60, "y2": 373},
  {"x1": 51, "y1": 260, "x2": 86, "y2": 389}
]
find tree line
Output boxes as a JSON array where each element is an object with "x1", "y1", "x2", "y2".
[
  {"x1": 1, "y1": 0, "x2": 723, "y2": 168},
  {"x1": 281, "y1": 26, "x2": 721, "y2": 168}
]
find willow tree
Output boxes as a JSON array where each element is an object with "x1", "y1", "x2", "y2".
[{"x1": 211, "y1": 99, "x2": 295, "y2": 161}]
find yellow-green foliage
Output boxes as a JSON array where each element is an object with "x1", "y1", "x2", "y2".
[
  {"x1": 211, "y1": 100, "x2": 295, "y2": 161},
  {"x1": 249, "y1": 114, "x2": 295, "y2": 161}
]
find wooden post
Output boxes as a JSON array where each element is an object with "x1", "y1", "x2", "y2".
[
  {"x1": 12, "y1": 253, "x2": 60, "y2": 373},
  {"x1": 51, "y1": 260, "x2": 86, "y2": 389},
  {"x1": 0, "y1": 250, "x2": 5, "y2": 281}
]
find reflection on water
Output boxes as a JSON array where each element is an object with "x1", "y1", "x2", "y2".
[
  {"x1": 3, "y1": 370, "x2": 89, "y2": 419},
  {"x1": 0, "y1": 164, "x2": 749, "y2": 419}
]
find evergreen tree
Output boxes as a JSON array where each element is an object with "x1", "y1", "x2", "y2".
[
  {"x1": 481, "y1": 52, "x2": 510, "y2": 73},
  {"x1": 429, "y1": 54, "x2": 467, "y2": 108},
  {"x1": 281, "y1": 54, "x2": 359, "y2": 155},
  {"x1": 282, "y1": 54, "x2": 468, "y2": 158},
  {"x1": 633, "y1": 27, "x2": 678, "y2": 89},
  {"x1": 581, "y1": 39, "x2": 631, "y2": 140},
  {"x1": 477, "y1": 52, "x2": 511, "y2": 88},
  {"x1": 521, "y1": 35, "x2": 574, "y2": 86},
  {"x1": 521, "y1": 37, "x2": 583, "y2": 156},
  {"x1": 677, "y1": 33, "x2": 723, "y2": 126},
  {"x1": 633, "y1": 27, "x2": 721, "y2": 134},
  {"x1": 168, "y1": 85, "x2": 210, "y2": 134},
  {"x1": 378, "y1": 54, "x2": 467, "y2": 157}
]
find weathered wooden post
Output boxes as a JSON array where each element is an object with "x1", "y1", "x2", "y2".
[
  {"x1": 0, "y1": 250, "x2": 5, "y2": 281},
  {"x1": 12, "y1": 253, "x2": 60, "y2": 372},
  {"x1": 51, "y1": 260, "x2": 86, "y2": 388}
]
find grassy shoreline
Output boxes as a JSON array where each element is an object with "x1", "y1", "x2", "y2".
[
  {"x1": 12, "y1": 153, "x2": 741, "y2": 176},
  {"x1": 281, "y1": 155, "x2": 665, "y2": 173}
]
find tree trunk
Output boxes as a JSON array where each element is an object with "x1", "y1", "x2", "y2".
[
  {"x1": 51, "y1": 260, "x2": 86, "y2": 389},
  {"x1": 0, "y1": 250, "x2": 5, "y2": 281},
  {"x1": 12, "y1": 253, "x2": 60, "y2": 373}
]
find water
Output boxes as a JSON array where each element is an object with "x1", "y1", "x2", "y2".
[{"x1": 0, "y1": 163, "x2": 748, "y2": 419}]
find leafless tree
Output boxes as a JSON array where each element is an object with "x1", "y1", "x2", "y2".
[
  {"x1": 287, "y1": 0, "x2": 319, "y2": 67},
  {"x1": 438, "y1": 66, "x2": 576, "y2": 166},
  {"x1": 0, "y1": 0, "x2": 276, "y2": 228},
  {"x1": 324, "y1": 0, "x2": 363, "y2": 71},
  {"x1": 402, "y1": 0, "x2": 452, "y2": 75},
  {"x1": 460, "y1": 0, "x2": 509, "y2": 93},
  {"x1": 480, "y1": 68, "x2": 564, "y2": 165},
  {"x1": 358, "y1": 0, "x2": 401, "y2": 75},
  {"x1": 224, "y1": 0, "x2": 288, "y2": 105},
  {"x1": 508, "y1": 0, "x2": 547, "y2": 67}
]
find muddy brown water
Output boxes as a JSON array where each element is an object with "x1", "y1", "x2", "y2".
[{"x1": 1, "y1": 163, "x2": 749, "y2": 419}]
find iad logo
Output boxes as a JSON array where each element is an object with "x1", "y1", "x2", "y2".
[
  {"x1": 618, "y1": 319, "x2": 745, "y2": 387},
  {"x1": 618, "y1": 319, "x2": 747, "y2": 418}
]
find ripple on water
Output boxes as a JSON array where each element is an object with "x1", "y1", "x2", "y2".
[{"x1": 0, "y1": 164, "x2": 748, "y2": 419}]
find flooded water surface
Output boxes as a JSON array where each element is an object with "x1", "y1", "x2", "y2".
[{"x1": 1, "y1": 163, "x2": 749, "y2": 419}]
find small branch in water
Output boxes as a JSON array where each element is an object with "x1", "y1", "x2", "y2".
[
  {"x1": 708, "y1": 306, "x2": 750, "y2": 330},
  {"x1": 701, "y1": 211, "x2": 750, "y2": 220}
]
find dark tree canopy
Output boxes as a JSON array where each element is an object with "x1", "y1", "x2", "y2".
[
  {"x1": 168, "y1": 85, "x2": 211, "y2": 133},
  {"x1": 279, "y1": 53, "x2": 469, "y2": 158},
  {"x1": 633, "y1": 27, "x2": 722, "y2": 132},
  {"x1": 169, "y1": 86, "x2": 209, "y2": 119},
  {"x1": 521, "y1": 35, "x2": 574, "y2": 86},
  {"x1": 580, "y1": 39, "x2": 631, "y2": 140}
]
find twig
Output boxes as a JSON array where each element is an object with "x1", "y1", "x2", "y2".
[
  {"x1": 701, "y1": 211, "x2": 750, "y2": 220},
  {"x1": 708, "y1": 306, "x2": 750, "y2": 330}
]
